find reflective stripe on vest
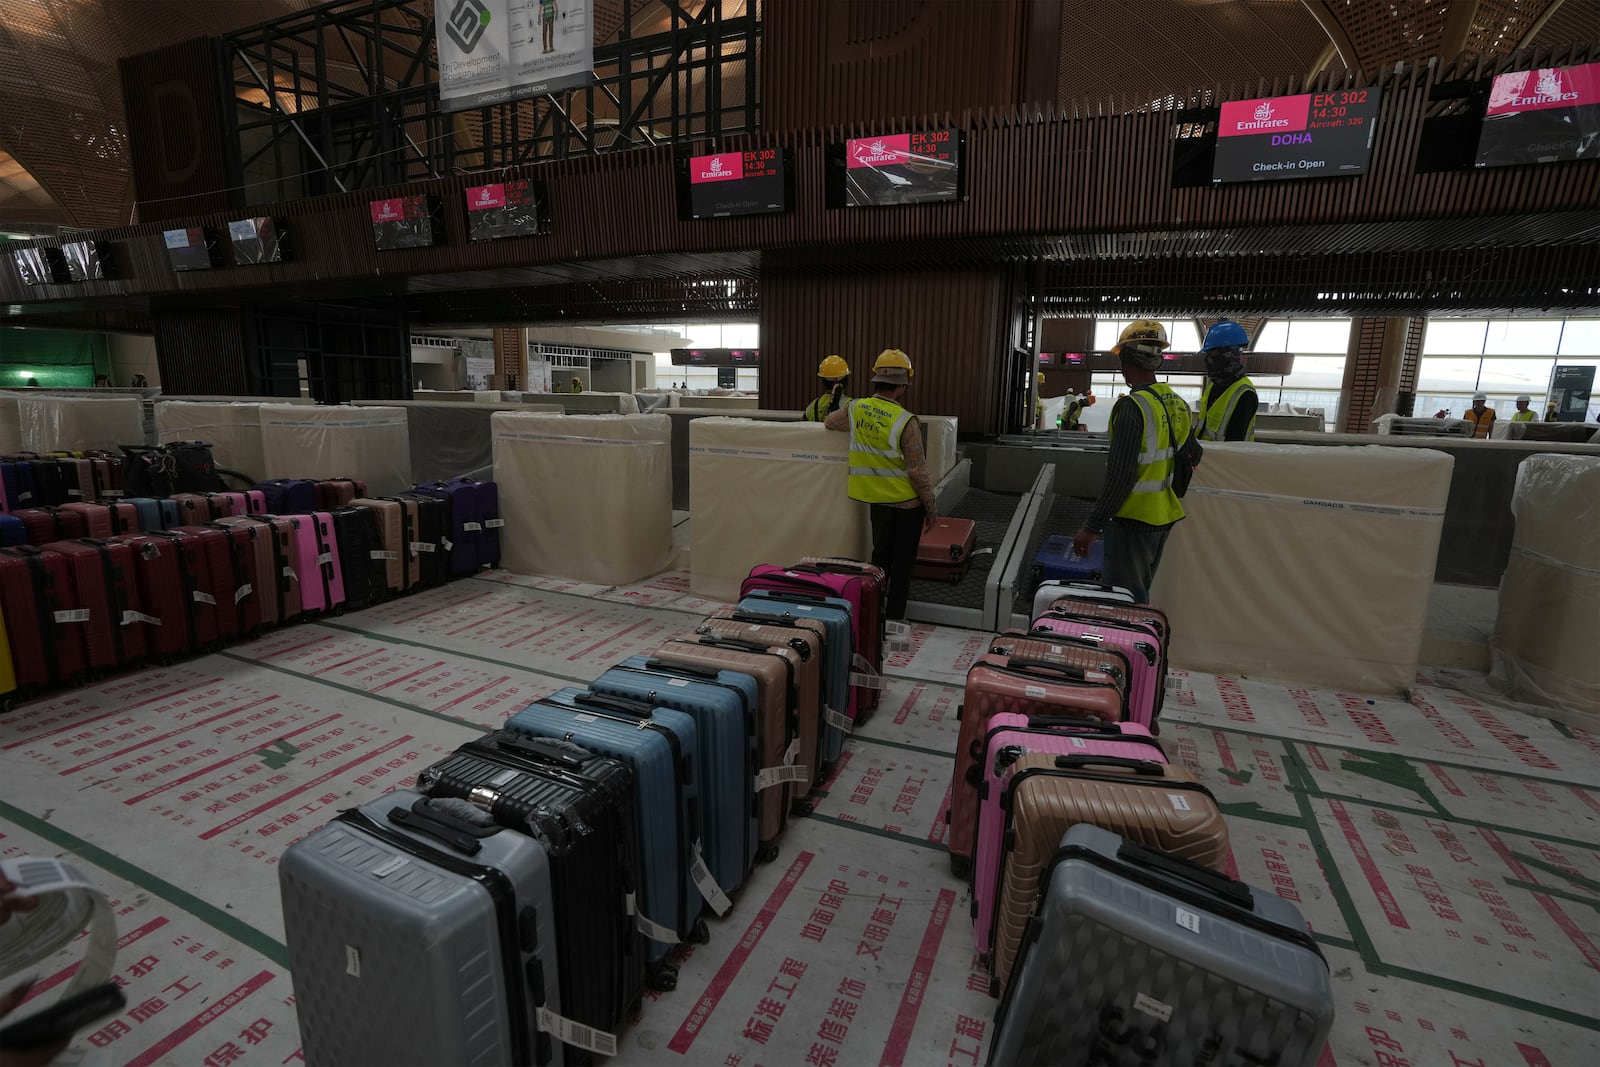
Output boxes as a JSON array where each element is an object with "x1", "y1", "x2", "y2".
[
  {"x1": 1199, "y1": 376, "x2": 1256, "y2": 442},
  {"x1": 847, "y1": 397, "x2": 915, "y2": 504},
  {"x1": 1114, "y1": 385, "x2": 1189, "y2": 526},
  {"x1": 1512, "y1": 410, "x2": 1535, "y2": 422}
]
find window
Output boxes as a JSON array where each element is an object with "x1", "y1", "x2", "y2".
[
  {"x1": 1417, "y1": 317, "x2": 1600, "y2": 421},
  {"x1": 643, "y1": 321, "x2": 760, "y2": 391}
]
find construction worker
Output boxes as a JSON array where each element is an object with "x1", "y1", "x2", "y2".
[
  {"x1": 1197, "y1": 320, "x2": 1257, "y2": 442},
  {"x1": 805, "y1": 355, "x2": 852, "y2": 421},
  {"x1": 570, "y1": 375, "x2": 583, "y2": 394},
  {"x1": 1059, "y1": 389, "x2": 1096, "y2": 431},
  {"x1": 825, "y1": 349, "x2": 937, "y2": 621},
  {"x1": 1512, "y1": 395, "x2": 1536, "y2": 422},
  {"x1": 1463, "y1": 392, "x2": 1496, "y2": 438},
  {"x1": 1072, "y1": 321, "x2": 1195, "y2": 603}
]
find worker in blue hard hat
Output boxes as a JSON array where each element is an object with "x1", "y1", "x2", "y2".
[{"x1": 1197, "y1": 320, "x2": 1258, "y2": 442}]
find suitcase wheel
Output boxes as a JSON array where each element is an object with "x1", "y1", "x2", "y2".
[
  {"x1": 948, "y1": 855, "x2": 972, "y2": 880},
  {"x1": 757, "y1": 841, "x2": 781, "y2": 864},
  {"x1": 790, "y1": 798, "x2": 814, "y2": 818},
  {"x1": 0, "y1": 695, "x2": 13, "y2": 715},
  {"x1": 646, "y1": 962, "x2": 679, "y2": 992},
  {"x1": 690, "y1": 918, "x2": 710, "y2": 945}
]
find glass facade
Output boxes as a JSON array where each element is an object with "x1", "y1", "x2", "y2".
[{"x1": 1415, "y1": 317, "x2": 1600, "y2": 422}]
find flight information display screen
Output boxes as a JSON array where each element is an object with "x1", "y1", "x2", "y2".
[
  {"x1": 163, "y1": 227, "x2": 217, "y2": 271},
  {"x1": 370, "y1": 195, "x2": 442, "y2": 249},
  {"x1": 681, "y1": 149, "x2": 789, "y2": 219},
  {"x1": 1476, "y1": 62, "x2": 1600, "y2": 167},
  {"x1": 839, "y1": 129, "x2": 963, "y2": 206},
  {"x1": 1212, "y1": 88, "x2": 1382, "y2": 183},
  {"x1": 465, "y1": 179, "x2": 550, "y2": 240},
  {"x1": 228, "y1": 217, "x2": 289, "y2": 263}
]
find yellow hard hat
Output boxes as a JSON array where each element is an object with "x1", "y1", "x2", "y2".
[
  {"x1": 818, "y1": 354, "x2": 850, "y2": 380},
  {"x1": 1037, "y1": 372, "x2": 1045, "y2": 386},
  {"x1": 872, "y1": 348, "x2": 913, "y2": 384},
  {"x1": 1112, "y1": 319, "x2": 1169, "y2": 356}
]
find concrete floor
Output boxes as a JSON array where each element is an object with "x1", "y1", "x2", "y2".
[{"x1": 0, "y1": 569, "x2": 1594, "y2": 1066}]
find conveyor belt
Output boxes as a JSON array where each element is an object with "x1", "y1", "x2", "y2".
[
  {"x1": 907, "y1": 489, "x2": 1023, "y2": 611},
  {"x1": 1011, "y1": 494, "x2": 1098, "y2": 616}
]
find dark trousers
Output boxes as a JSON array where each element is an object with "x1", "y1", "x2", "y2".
[
  {"x1": 1102, "y1": 518, "x2": 1172, "y2": 604},
  {"x1": 870, "y1": 502, "x2": 926, "y2": 620}
]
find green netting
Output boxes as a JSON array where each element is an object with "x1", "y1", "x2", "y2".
[{"x1": 0, "y1": 328, "x2": 111, "y2": 387}]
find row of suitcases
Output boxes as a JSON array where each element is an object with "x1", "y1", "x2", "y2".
[
  {"x1": 944, "y1": 584, "x2": 1334, "y2": 1065},
  {"x1": 279, "y1": 558, "x2": 892, "y2": 1066},
  {"x1": 1, "y1": 450, "x2": 127, "y2": 511},
  {"x1": 0, "y1": 478, "x2": 504, "y2": 709}
]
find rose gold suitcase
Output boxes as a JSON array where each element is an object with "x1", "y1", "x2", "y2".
[
  {"x1": 947, "y1": 635, "x2": 1131, "y2": 878},
  {"x1": 352, "y1": 497, "x2": 413, "y2": 594},
  {"x1": 652, "y1": 634, "x2": 805, "y2": 859},
  {"x1": 697, "y1": 615, "x2": 823, "y2": 799},
  {"x1": 215, "y1": 516, "x2": 282, "y2": 627},
  {"x1": 989, "y1": 752, "x2": 1230, "y2": 994}
]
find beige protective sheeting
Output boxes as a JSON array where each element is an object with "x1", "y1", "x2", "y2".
[
  {"x1": 18, "y1": 394, "x2": 144, "y2": 452},
  {"x1": 155, "y1": 401, "x2": 266, "y2": 478},
  {"x1": 923, "y1": 416, "x2": 958, "y2": 485},
  {"x1": 493, "y1": 413, "x2": 672, "y2": 585},
  {"x1": 690, "y1": 418, "x2": 870, "y2": 602},
  {"x1": 0, "y1": 393, "x2": 22, "y2": 453},
  {"x1": 1151, "y1": 442, "x2": 1454, "y2": 694},
  {"x1": 1489, "y1": 454, "x2": 1600, "y2": 723},
  {"x1": 258, "y1": 405, "x2": 412, "y2": 495}
]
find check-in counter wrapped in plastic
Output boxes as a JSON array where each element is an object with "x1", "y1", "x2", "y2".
[
  {"x1": 923, "y1": 416, "x2": 958, "y2": 486},
  {"x1": 155, "y1": 401, "x2": 266, "y2": 479},
  {"x1": 0, "y1": 393, "x2": 22, "y2": 453},
  {"x1": 690, "y1": 418, "x2": 870, "y2": 602},
  {"x1": 1151, "y1": 442, "x2": 1453, "y2": 694},
  {"x1": 1490, "y1": 454, "x2": 1600, "y2": 723},
  {"x1": 355, "y1": 400, "x2": 563, "y2": 483},
  {"x1": 259, "y1": 405, "x2": 411, "y2": 495},
  {"x1": 18, "y1": 394, "x2": 145, "y2": 452},
  {"x1": 493, "y1": 412, "x2": 673, "y2": 585}
]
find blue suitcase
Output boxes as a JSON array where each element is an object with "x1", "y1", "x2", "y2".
[
  {"x1": 591, "y1": 656, "x2": 758, "y2": 897},
  {"x1": 254, "y1": 478, "x2": 318, "y2": 514},
  {"x1": 507, "y1": 688, "x2": 706, "y2": 982},
  {"x1": 2, "y1": 462, "x2": 35, "y2": 511},
  {"x1": 0, "y1": 514, "x2": 24, "y2": 545},
  {"x1": 1033, "y1": 533, "x2": 1103, "y2": 585},
  {"x1": 738, "y1": 591, "x2": 855, "y2": 764},
  {"x1": 125, "y1": 497, "x2": 166, "y2": 531}
]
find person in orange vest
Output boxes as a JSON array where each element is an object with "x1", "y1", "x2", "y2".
[{"x1": 1462, "y1": 392, "x2": 1496, "y2": 439}]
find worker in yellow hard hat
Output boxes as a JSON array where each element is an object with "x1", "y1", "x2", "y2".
[
  {"x1": 825, "y1": 348, "x2": 937, "y2": 620},
  {"x1": 570, "y1": 375, "x2": 584, "y2": 394},
  {"x1": 805, "y1": 354, "x2": 852, "y2": 422}
]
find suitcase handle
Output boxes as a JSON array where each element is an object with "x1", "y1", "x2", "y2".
[
  {"x1": 1053, "y1": 755, "x2": 1164, "y2": 775},
  {"x1": 1002, "y1": 657, "x2": 1087, "y2": 680},
  {"x1": 729, "y1": 609, "x2": 797, "y2": 627},
  {"x1": 1029, "y1": 715, "x2": 1121, "y2": 731},
  {"x1": 643, "y1": 657, "x2": 718, "y2": 679},
  {"x1": 385, "y1": 798, "x2": 500, "y2": 855},
  {"x1": 573, "y1": 691, "x2": 654, "y2": 718},
  {"x1": 756, "y1": 587, "x2": 830, "y2": 603},
  {"x1": 496, "y1": 733, "x2": 587, "y2": 768},
  {"x1": 1116, "y1": 840, "x2": 1253, "y2": 910},
  {"x1": 1064, "y1": 581, "x2": 1131, "y2": 594}
]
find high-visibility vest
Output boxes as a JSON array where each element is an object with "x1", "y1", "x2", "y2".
[
  {"x1": 1113, "y1": 384, "x2": 1191, "y2": 527},
  {"x1": 804, "y1": 392, "x2": 840, "y2": 422},
  {"x1": 1513, "y1": 409, "x2": 1535, "y2": 423},
  {"x1": 1464, "y1": 407, "x2": 1496, "y2": 439},
  {"x1": 1199, "y1": 376, "x2": 1256, "y2": 442},
  {"x1": 847, "y1": 396, "x2": 916, "y2": 504}
]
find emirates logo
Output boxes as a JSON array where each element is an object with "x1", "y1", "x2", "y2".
[
  {"x1": 708, "y1": 156, "x2": 724, "y2": 173},
  {"x1": 871, "y1": 140, "x2": 887, "y2": 153},
  {"x1": 1253, "y1": 101, "x2": 1274, "y2": 122},
  {"x1": 1536, "y1": 68, "x2": 1563, "y2": 100}
]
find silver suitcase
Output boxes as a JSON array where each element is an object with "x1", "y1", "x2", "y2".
[
  {"x1": 279, "y1": 788, "x2": 565, "y2": 1067},
  {"x1": 1031, "y1": 580, "x2": 1135, "y2": 620},
  {"x1": 989, "y1": 824, "x2": 1333, "y2": 1067}
]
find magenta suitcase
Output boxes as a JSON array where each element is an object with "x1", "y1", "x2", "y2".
[
  {"x1": 1031, "y1": 612, "x2": 1164, "y2": 729},
  {"x1": 286, "y1": 511, "x2": 345, "y2": 614},
  {"x1": 971, "y1": 712, "x2": 1166, "y2": 960}
]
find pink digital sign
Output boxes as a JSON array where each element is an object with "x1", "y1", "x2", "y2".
[
  {"x1": 1486, "y1": 62, "x2": 1600, "y2": 116},
  {"x1": 689, "y1": 154, "x2": 746, "y2": 184},
  {"x1": 1218, "y1": 94, "x2": 1312, "y2": 138},
  {"x1": 466, "y1": 183, "x2": 507, "y2": 210}
]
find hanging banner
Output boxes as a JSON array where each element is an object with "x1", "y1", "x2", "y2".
[{"x1": 437, "y1": 0, "x2": 594, "y2": 113}]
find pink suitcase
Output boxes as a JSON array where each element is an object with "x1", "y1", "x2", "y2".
[
  {"x1": 288, "y1": 511, "x2": 345, "y2": 614},
  {"x1": 1031, "y1": 611, "x2": 1164, "y2": 729},
  {"x1": 971, "y1": 712, "x2": 1166, "y2": 960},
  {"x1": 214, "y1": 490, "x2": 267, "y2": 516},
  {"x1": 743, "y1": 563, "x2": 884, "y2": 706}
]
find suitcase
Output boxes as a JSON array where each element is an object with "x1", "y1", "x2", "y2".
[
  {"x1": 947, "y1": 647, "x2": 1131, "y2": 878},
  {"x1": 61, "y1": 501, "x2": 140, "y2": 540},
  {"x1": 307, "y1": 510, "x2": 347, "y2": 612},
  {"x1": 28, "y1": 460, "x2": 71, "y2": 507},
  {"x1": 351, "y1": 497, "x2": 414, "y2": 595},
  {"x1": 254, "y1": 478, "x2": 318, "y2": 514},
  {"x1": 125, "y1": 498, "x2": 167, "y2": 532},
  {"x1": 42, "y1": 539, "x2": 148, "y2": 671},
  {"x1": 0, "y1": 593, "x2": 14, "y2": 711},
  {"x1": 971, "y1": 713, "x2": 1166, "y2": 961},
  {"x1": 0, "y1": 515, "x2": 25, "y2": 546},
  {"x1": 409, "y1": 480, "x2": 484, "y2": 577},
  {"x1": 279, "y1": 788, "x2": 571, "y2": 1067},
  {"x1": 652, "y1": 635, "x2": 805, "y2": 856},
  {"x1": 15, "y1": 507, "x2": 88, "y2": 546},
  {"x1": 85, "y1": 452, "x2": 125, "y2": 501},
  {"x1": 416, "y1": 732, "x2": 644, "y2": 1026},
  {"x1": 212, "y1": 518, "x2": 282, "y2": 627},
  {"x1": 0, "y1": 546, "x2": 87, "y2": 692},
  {"x1": 172, "y1": 493, "x2": 220, "y2": 524},
  {"x1": 168, "y1": 525, "x2": 246, "y2": 640},
  {"x1": 314, "y1": 479, "x2": 365, "y2": 509},
  {"x1": 218, "y1": 516, "x2": 302, "y2": 624},
  {"x1": 277, "y1": 512, "x2": 345, "y2": 615},
  {"x1": 590, "y1": 655, "x2": 759, "y2": 895},
  {"x1": 507, "y1": 689, "x2": 705, "y2": 978},
  {"x1": 1031, "y1": 534, "x2": 1102, "y2": 586},
  {"x1": 206, "y1": 521, "x2": 264, "y2": 635},
  {"x1": 114, "y1": 531, "x2": 215, "y2": 656},
  {"x1": 696, "y1": 615, "x2": 823, "y2": 799},
  {"x1": 399, "y1": 492, "x2": 448, "y2": 588},
  {"x1": 989, "y1": 824, "x2": 1334, "y2": 1067},
  {"x1": 989, "y1": 752, "x2": 1230, "y2": 992},
  {"x1": 912, "y1": 516, "x2": 977, "y2": 582},
  {"x1": 1031, "y1": 579, "x2": 1135, "y2": 619},
  {"x1": 203, "y1": 492, "x2": 241, "y2": 518},
  {"x1": 1037, "y1": 596, "x2": 1171, "y2": 645},
  {"x1": 330, "y1": 506, "x2": 387, "y2": 610},
  {"x1": 736, "y1": 592, "x2": 854, "y2": 765},
  {"x1": 1032, "y1": 610, "x2": 1166, "y2": 728},
  {"x1": 432, "y1": 477, "x2": 503, "y2": 568},
  {"x1": 57, "y1": 457, "x2": 95, "y2": 503},
  {"x1": 1, "y1": 461, "x2": 35, "y2": 511},
  {"x1": 748, "y1": 562, "x2": 886, "y2": 712}
]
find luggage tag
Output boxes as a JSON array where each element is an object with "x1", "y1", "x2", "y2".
[
  {"x1": 485, "y1": 518, "x2": 506, "y2": 529},
  {"x1": 121, "y1": 610, "x2": 160, "y2": 626},
  {"x1": 462, "y1": 521, "x2": 483, "y2": 532},
  {"x1": 625, "y1": 893, "x2": 680, "y2": 945},
  {"x1": 53, "y1": 608, "x2": 90, "y2": 623},
  {"x1": 193, "y1": 591, "x2": 217, "y2": 605},
  {"x1": 884, "y1": 620, "x2": 912, "y2": 653},
  {"x1": 369, "y1": 550, "x2": 399, "y2": 560},
  {"x1": 234, "y1": 584, "x2": 253, "y2": 604},
  {"x1": 690, "y1": 841, "x2": 733, "y2": 916},
  {"x1": 849, "y1": 654, "x2": 886, "y2": 690},
  {"x1": 824, "y1": 706, "x2": 853, "y2": 735},
  {"x1": 1164, "y1": 671, "x2": 1192, "y2": 695},
  {"x1": 537, "y1": 1007, "x2": 618, "y2": 1058},
  {"x1": 754, "y1": 739, "x2": 809, "y2": 791}
]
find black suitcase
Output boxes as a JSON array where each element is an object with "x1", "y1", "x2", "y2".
[
  {"x1": 400, "y1": 491, "x2": 449, "y2": 589},
  {"x1": 330, "y1": 505, "x2": 388, "y2": 610},
  {"x1": 417, "y1": 731, "x2": 646, "y2": 1032}
]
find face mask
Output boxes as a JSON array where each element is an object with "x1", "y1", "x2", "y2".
[{"x1": 1205, "y1": 348, "x2": 1244, "y2": 379}]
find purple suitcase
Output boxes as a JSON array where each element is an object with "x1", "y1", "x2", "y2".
[
  {"x1": 409, "y1": 480, "x2": 494, "y2": 576},
  {"x1": 972, "y1": 712, "x2": 1166, "y2": 960},
  {"x1": 1030, "y1": 611, "x2": 1164, "y2": 729}
]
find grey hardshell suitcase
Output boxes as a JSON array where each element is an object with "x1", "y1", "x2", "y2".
[
  {"x1": 278, "y1": 787, "x2": 569, "y2": 1067},
  {"x1": 989, "y1": 823, "x2": 1334, "y2": 1067}
]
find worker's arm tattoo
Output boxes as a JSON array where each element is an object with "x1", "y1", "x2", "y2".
[{"x1": 902, "y1": 420, "x2": 937, "y2": 511}]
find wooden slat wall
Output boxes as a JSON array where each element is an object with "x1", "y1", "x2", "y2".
[
  {"x1": 151, "y1": 306, "x2": 251, "y2": 395},
  {"x1": 5, "y1": 41, "x2": 1597, "y2": 309},
  {"x1": 759, "y1": 268, "x2": 1010, "y2": 434}
]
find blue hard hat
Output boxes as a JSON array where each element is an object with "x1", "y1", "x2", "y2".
[{"x1": 1201, "y1": 320, "x2": 1249, "y2": 351}]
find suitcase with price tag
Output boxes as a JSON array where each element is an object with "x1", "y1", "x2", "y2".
[
  {"x1": 330, "y1": 505, "x2": 387, "y2": 610},
  {"x1": 736, "y1": 591, "x2": 854, "y2": 766},
  {"x1": 213, "y1": 517, "x2": 281, "y2": 627},
  {"x1": 756, "y1": 560, "x2": 886, "y2": 711},
  {"x1": 398, "y1": 492, "x2": 448, "y2": 589},
  {"x1": 989, "y1": 824, "x2": 1333, "y2": 1067},
  {"x1": 279, "y1": 787, "x2": 572, "y2": 1067},
  {"x1": 168, "y1": 525, "x2": 245, "y2": 640},
  {"x1": 415, "y1": 732, "x2": 642, "y2": 1048},
  {"x1": 351, "y1": 497, "x2": 414, "y2": 595},
  {"x1": 696, "y1": 615, "x2": 822, "y2": 800},
  {"x1": 110, "y1": 531, "x2": 216, "y2": 657},
  {"x1": 912, "y1": 516, "x2": 977, "y2": 582},
  {"x1": 0, "y1": 545, "x2": 87, "y2": 692},
  {"x1": 41, "y1": 538, "x2": 148, "y2": 671},
  {"x1": 506, "y1": 688, "x2": 704, "y2": 985}
]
